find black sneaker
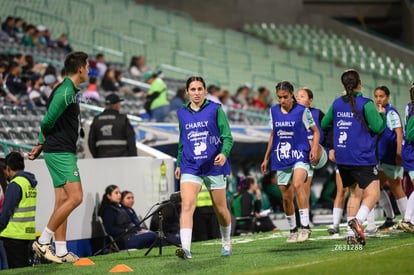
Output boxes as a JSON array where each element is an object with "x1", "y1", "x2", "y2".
[{"x1": 377, "y1": 218, "x2": 396, "y2": 231}]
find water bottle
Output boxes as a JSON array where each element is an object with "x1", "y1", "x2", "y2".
[{"x1": 159, "y1": 161, "x2": 168, "y2": 201}]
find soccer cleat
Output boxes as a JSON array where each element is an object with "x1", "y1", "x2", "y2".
[
  {"x1": 348, "y1": 218, "x2": 366, "y2": 246},
  {"x1": 297, "y1": 228, "x2": 311, "y2": 242},
  {"x1": 327, "y1": 224, "x2": 340, "y2": 235},
  {"x1": 221, "y1": 244, "x2": 232, "y2": 256},
  {"x1": 399, "y1": 221, "x2": 414, "y2": 233},
  {"x1": 346, "y1": 236, "x2": 359, "y2": 245},
  {"x1": 286, "y1": 231, "x2": 298, "y2": 243},
  {"x1": 58, "y1": 252, "x2": 79, "y2": 263},
  {"x1": 176, "y1": 248, "x2": 192, "y2": 259},
  {"x1": 377, "y1": 218, "x2": 396, "y2": 232},
  {"x1": 32, "y1": 241, "x2": 62, "y2": 264}
]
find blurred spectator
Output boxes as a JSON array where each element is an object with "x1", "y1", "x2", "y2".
[
  {"x1": 169, "y1": 87, "x2": 187, "y2": 112},
  {"x1": 115, "y1": 70, "x2": 134, "y2": 96},
  {"x1": 220, "y1": 89, "x2": 241, "y2": 121},
  {"x1": 251, "y1": 86, "x2": 271, "y2": 109},
  {"x1": 36, "y1": 25, "x2": 48, "y2": 48},
  {"x1": 143, "y1": 71, "x2": 169, "y2": 122},
  {"x1": 0, "y1": 21, "x2": 10, "y2": 41},
  {"x1": 83, "y1": 76, "x2": 101, "y2": 105},
  {"x1": 129, "y1": 55, "x2": 150, "y2": 77},
  {"x1": 0, "y1": 62, "x2": 19, "y2": 106},
  {"x1": 100, "y1": 68, "x2": 118, "y2": 92},
  {"x1": 21, "y1": 24, "x2": 36, "y2": 47},
  {"x1": 22, "y1": 55, "x2": 47, "y2": 76},
  {"x1": 40, "y1": 74, "x2": 58, "y2": 98},
  {"x1": 88, "y1": 93, "x2": 137, "y2": 158},
  {"x1": 95, "y1": 53, "x2": 107, "y2": 78},
  {"x1": 1, "y1": 16, "x2": 15, "y2": 39},
  {"x1": 206, "y1": 84, "x2": 222, "y2": 104},
  {"x1": 28, "y1": 73, "x2": 47, "y2": 107},
  {"x1": 55, "y1": 33, "x2": 73, "y2": 54},
  {"x1": 235, "y1": 84, "x2": 252, "y2": 108},
  {"x1": 13, "y1": 17, "x2": 24, "y2": 41},
  {"x1": 4, "y1": 61, "x2": 27, "y2": 99}
]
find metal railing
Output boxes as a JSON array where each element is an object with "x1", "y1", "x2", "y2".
[
  {"x1": 0, "y1": 140, "x2": 34, "y2": 156},
  {"x1": 128, "y1": 19, "x2": 180, "y2": 49}
]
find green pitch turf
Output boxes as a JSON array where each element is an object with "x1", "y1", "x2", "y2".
[{"x1": 2, "y1": 227, "x2": 414, "y2": 274}]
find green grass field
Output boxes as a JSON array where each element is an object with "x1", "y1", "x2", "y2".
[{"x1": 2, "y1": 227, "x2": 414, "y2": 274}]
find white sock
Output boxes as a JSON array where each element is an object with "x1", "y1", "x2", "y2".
[
  {"x1": 379, "y1": 190, "x2": 394, "y2": 219},
  {"x1": 404, "y1": 192, "x2": 414, "y2": 222},
  {"x1": 299, "y1": 208, "x2": 309, "y2": 227},
  {"x1": 286, "y1": 214, "x2": 297, "y2": 230},
  {"x1": 347, "y1": 216, "x2": 355, "y2": 236},
  {"x1": 366, "y1": 209, "x2": 375, "y2": 226},
  {"x1": 219, "y1": 224, "x2": 231, "y2": 246},
  {"x1": 356, "y1": 205, "x2": 370, "y2": 224},
  {"x1": 38, "y1": 227, "x2": 54, "y2": 245},
  {"x1": 332, "y1": 208, "x2": 343, "y2": 226},
  {"x1": 396, "y1": 197, "x2": 408, "y2": 219},
  {"x1": 55, "y1": 241, "x2": 68, "y2": 257},
  {"x1": 180, "y1": 228, "x2": 192, "y2": 252}
]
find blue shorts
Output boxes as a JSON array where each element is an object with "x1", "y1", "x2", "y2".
[{"x1": 180, "y1": 174, "x2": 227, "y2": 190}]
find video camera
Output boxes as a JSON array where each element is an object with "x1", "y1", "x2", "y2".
[{"x1": 160, "y1": 191, "x2": 181, "y2": 205}]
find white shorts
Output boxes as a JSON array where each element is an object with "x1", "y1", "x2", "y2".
[
  {"x1": 277, "y1": 162, "x2": 309, "y2": 186},
  {"x1": 180, "y1": 174, "x2": 227, "y2": 190}
]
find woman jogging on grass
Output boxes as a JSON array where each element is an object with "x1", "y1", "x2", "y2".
[
  {"x1": 321, "y1": 69, "x2": 386, "y2": 245},
  {"x1": 174, "y1": 76, "x2": 233, "y2": 259},
  {"x1": 261, "y1": 81, "x2": 320, "y2": 243}
]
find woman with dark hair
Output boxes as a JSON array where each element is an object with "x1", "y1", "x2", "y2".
[
  {"x1": 400, "y1": 83, "x2": 414, "y2": 232},
  {"x1": 321, "y1": 69, "x2": 386, "y2": 245},
  {"x1": 370, "y1": 86, "x2": 407, "y2": 232},
  {"x1": 232, "y1": 176, "x2": 277, "y2": 233},
  {"x1": 99, "y1": 185, "x2": 156, "y2": 250},
  {"x1": 174, "y1": 76, "x2": 233, "y2": 259},
  {"x1": 296, "y1": 87, "x2": 328, "y2": 220},
  {"x1": 261, "y1": 80, "x2": 320, "y2": 243}
]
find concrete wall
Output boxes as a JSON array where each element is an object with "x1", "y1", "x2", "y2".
[{"x1": 25, "y1": 157, "x2": 176, "y2": 241}]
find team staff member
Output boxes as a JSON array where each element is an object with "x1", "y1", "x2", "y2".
[
  {"x1": 88, "y1": 93, "x2": 137, "y2": 158},
  {"x1": 0, "y1": 152, "x2": 37, "y2": 268},
  {"x1": 29, "y1": 51, "x2": 89, "y2": 263},
  {"x1": 175, "y1": 76, "x2": 233, "y2": 259},
  {"x1": 321, "y1": 69, "x2": 386, "y2": 245},
  {"x1": 261, "y1": 81, "x2": 320, "y2": 243}
]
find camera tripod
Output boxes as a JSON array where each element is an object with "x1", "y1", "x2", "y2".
[{"x1": 144, "y1": 202, "x2": 181, "y2": 256}]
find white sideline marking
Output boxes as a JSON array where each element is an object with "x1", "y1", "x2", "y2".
[{"x1": 368, "y1": 242, "x2": 414, "y2": 255}]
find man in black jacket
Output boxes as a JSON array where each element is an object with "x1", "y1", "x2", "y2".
[{"x1": 88, "y1": 93, "x2": 137, "y2": 158}]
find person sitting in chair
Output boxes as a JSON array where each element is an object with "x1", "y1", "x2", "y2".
[
  {"x1": 232, "y1": 176, "x2": 278, "y2": 233},
  {"x1": 98, "y1": 185, "x2": 156, "y2": 250}
]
